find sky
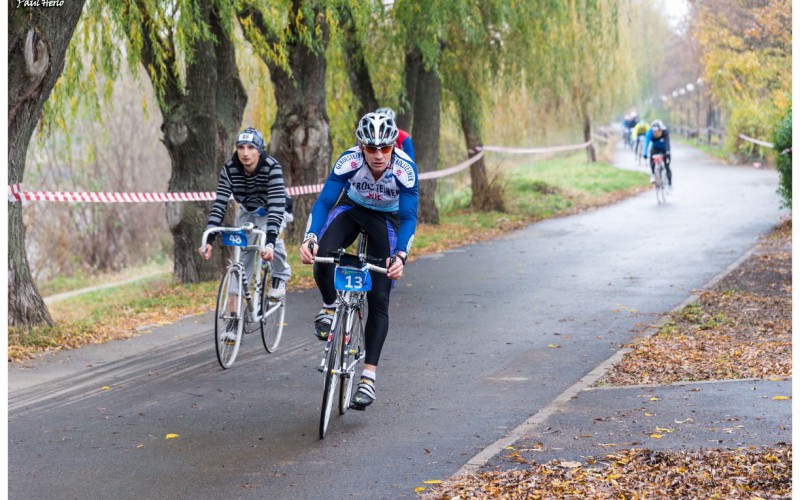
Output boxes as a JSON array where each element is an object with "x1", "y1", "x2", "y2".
[{"x1": 662, "y1": 0, "x2": 690, "y2": 28}]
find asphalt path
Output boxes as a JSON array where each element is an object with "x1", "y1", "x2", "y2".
[{"x1": 9, "y1": 141, "x2": 785, "y2": 499}]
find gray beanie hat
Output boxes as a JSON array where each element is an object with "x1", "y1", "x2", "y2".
[{"x1": 236, "y1": 127, "x2": 266, "y2": 155}]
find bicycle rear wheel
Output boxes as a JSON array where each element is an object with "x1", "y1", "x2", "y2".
[
  {"x1": 215, "y1": 268, "x2": 245, "y2": 369},
  {"x1": 319, "y1": 307, "x2": 345, "y2": 439},
  {"x1": 339, "y1": 304, "x2": 366, "y2": 415},
  {"x1": 259, "y1": 265, "x2": 285, "y2": 353}
]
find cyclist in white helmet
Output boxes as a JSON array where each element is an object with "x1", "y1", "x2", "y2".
[
  {"x1": 643, "y1": 119, "x2": 673, "y2": 188},
  {"x1": 375, "y1": 107, "x2": 415, "y2": 161},
  {"x1": 299, "y1": 112, "x2": 419, "y2": 408}
]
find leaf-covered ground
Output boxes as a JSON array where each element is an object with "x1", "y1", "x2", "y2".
[
  {"x1": 598, "y1": 218, "x2": 791, "y2": 386},
  {"x1": 425, "y1": 219, "x2": 792, "y2": 499},
  {"x1": 424, "y1": 445, "x2": 791, "y2": 499}
]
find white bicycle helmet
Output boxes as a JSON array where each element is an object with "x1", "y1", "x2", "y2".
[
  {"x1": 355, "y1": 112, "x2": 399, "y2": 146},
  {"x1": 375, "y1": 107, "x2": 396, "y2": 120},
  {"x1": 650, "y1": 120, "x2": 665, "y2": 131}
]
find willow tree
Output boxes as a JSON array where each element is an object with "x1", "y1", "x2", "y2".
[
  {"x1": 391, "y1": 0, "x2": 474, "y2": 224},
  {"x1": 438, "y1": 1, "x2": 567, "y2": 212},
  {"x1": 8, "y1": 1, "x2": 87, "y2": 328},
  {"x1": 75, "y1": 0, "x2": 248, "y2": 283},
  {"x1": 237, "y1": 0, "x2": 336, "y2": 243},
  {"x1": 336, "y1": 1, "x2": 379, "y2": 119},
  {"x1": 516, "y1": 0, "x2": 626, "y2": 163}
]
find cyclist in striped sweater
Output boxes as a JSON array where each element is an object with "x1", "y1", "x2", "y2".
[{"x1": 199, "y1": 127, "x2": 292, "y2": 318}]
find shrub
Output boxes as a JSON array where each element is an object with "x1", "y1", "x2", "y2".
[{"x1": 773, "y1": 106, "x2": 792, "y2": 208}]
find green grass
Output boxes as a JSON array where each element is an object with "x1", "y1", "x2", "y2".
[
  {"x1": 675, "y1": 137, "x2": 730, "y2": 162},
  {"x1": 39, "y1": 260, "x2": 172, "y2": 297},
  {"x1": 12, "y1": 152, "x2": 648, "y2": 361}
]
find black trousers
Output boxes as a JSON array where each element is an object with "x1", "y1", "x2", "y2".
[{"x1": 314, "y1": 201, "x2": 399, "y2": 366}]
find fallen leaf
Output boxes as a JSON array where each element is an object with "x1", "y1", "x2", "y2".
[
  {"x1": 772, "y1": 396, "x2": 790, "y2": 400},
  {"x1": 548, "y1": 344, "x2": 561, "y2": 348},
  {"x1": 674, "y1": 418, "x2": 694, "y2": 424},
  {"x1": 558, "y1": 461, "x2": 582, "y2": 468},
  {"x1": 165, "y1": 433, "x2": 180, "y2": 439},
  {"x1": 650, "y1": 434, "x2": 663, "y2": 439},
  {"x1": 649, "y1": 397, "x2": 660, "y2": 401},
  {"x1": 100, "y1": 386, "x2": 111, "y2": 391},
  {"x1": 423, "y1": 480, "x2": 442, "y2": 484},
  {"x1": 415, "y1": 487, "x2": 425, "y2": 492}
]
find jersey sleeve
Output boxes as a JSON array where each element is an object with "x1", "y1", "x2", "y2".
[
  {"x1": 393, "y1": 156, "x2": 419, "y2": 254},
  {"x1": 400, "y1": 137, "x2": 415, "y2": 162},
  {"x1": 263, "y1": 158, "x2": 286, "y2": 245}
]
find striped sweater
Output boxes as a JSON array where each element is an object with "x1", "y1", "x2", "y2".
[{"x1": 205, "y1": 153, "x2": 286, "y2": 245}]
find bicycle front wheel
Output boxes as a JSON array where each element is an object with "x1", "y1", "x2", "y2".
[
  {"x1": 320, "y1": 307, "x2": 345, "y2": 439},
  {"x1": 339, "y1": 304, "x2": 365, "y2": 415},
  {"x1": 260, "y1": 266, "x2": 285, "y2": 353},
  {"x1": 215, "y1": 267, "x2": 245, "y2": 369},
  {"x1": 656, "y1": 168, "x2": 667, "y2": 204}
]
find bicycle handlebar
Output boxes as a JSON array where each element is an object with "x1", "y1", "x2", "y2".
[
  {"x1": 308, "y1": 241, "x2": 389, "y2": 275},
  {"x1": 312, "y1": 255, "x2": 388, "y2": 275},
  {"x1": 201, "y1": 223, "x2": 268, "y2": 252}
]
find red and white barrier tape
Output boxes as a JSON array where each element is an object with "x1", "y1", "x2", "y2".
[
  {"x1": 738, "y1": 133, "x2": 774, "y2": 148},
  {"x1": 9, "y1": 139, "x2": 593, "y2": 203},
  {"x1": 6, "y1": 183, "x2": 325, "y2": 203},
  {"x1": 478, "y1": 140, "x2": 593, "y2": 155},
  {"x1": 418, "y1": 151, "x2": 485, "y2": 180}
]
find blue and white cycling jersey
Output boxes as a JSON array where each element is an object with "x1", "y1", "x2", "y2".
[{"x1": 306, "y1": 146, "x2": 419, "y2": 253}]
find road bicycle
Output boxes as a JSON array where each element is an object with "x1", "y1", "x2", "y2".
[
  {"x1": 310, "y1": 231, "x2": 390, "y2": 439},
  {"x1": 652, "y1": 153, "x2": 667, "y2": 204},
  {"x1": 201, "y1": 223, "x2": 286, "y2": 369},
  {"x1": 634, "y1": 136, "x2": 644, "y2": 165}
]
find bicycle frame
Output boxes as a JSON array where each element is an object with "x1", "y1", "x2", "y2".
[
  {"x1": 202, "y1": 223, "x2": 268, "y2": 323},
  {"x1": 313, "y1": 232, "x2": 388, "y2": 437},
  {"x1": 652, "y1": 154, "x2": 667, "y2": 204}
]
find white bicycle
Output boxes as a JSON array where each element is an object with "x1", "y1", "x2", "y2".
[
  {"x1": 201, "y1": 223, "x2": 286, "y2": 369},
  {"x1": 652, "y1": 154, "x2": 668, "y2": 205}
]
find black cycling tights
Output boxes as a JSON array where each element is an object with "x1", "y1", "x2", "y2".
[
  {"x1": 649, "y1": 154, "x2": 673, "y2": 185},
  {"x1": 314, "y1": 202, "x2": 398, "y2": 366}
]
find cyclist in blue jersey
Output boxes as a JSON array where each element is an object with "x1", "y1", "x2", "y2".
[
  {"x1": 375, "y1": 107, "x2": 415, "y2": 161},
  {"x1": 299, "y1": 112, "x2": 419, "y2": 408},
  {"x1": 642, "y1": 119, "x2": 673, "y2": 188}
]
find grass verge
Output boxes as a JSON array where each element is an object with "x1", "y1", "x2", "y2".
[{"x1": 9, "y1": 153, "x2": 648, "y2": 362}]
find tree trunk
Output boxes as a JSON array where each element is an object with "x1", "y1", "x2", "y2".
[
  {"x1": 460, "y1": 110, "x2": 505, "y2": 212},
  {"x1": 136, "y1": 0, "x2": 247, "y2": 283},
  {"x1": 411, "y1": 53, "x2": 440, "y2": 224},
  {"x1": 8, "y1": 0, "x2": 87, "y2": 328},
  {"x1": 245, "y1": 3, "x2": 331, "y2": 244},
  {"x1": 458, "y1": 92, "x2": 504, "y2": 212},
  {"x1": 397, "y1": 49, "x2": 422, "y2": 132},
  {"x1": 582, "y1": 107, "x2": 596, "y2": 163},
  {"x1": 339, "y1": 4, "x2": 377, "y2": 118}
]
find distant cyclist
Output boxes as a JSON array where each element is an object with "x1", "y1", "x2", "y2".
[
  {"x1": 299, "y1": 112, "x2": 418, "y2": 408},
  {"x1": 622, "y1": 112, "x2": 638, "y2": 149},
  {"x1": 375, "y1": 107, "x2": 415, "y2": 161},
  {"x1": 632, "y1": 118, "x2": 650, "y2": 159},
  {"x1": 643, "y1": 120, "x2": 672, "y2": 188}
]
